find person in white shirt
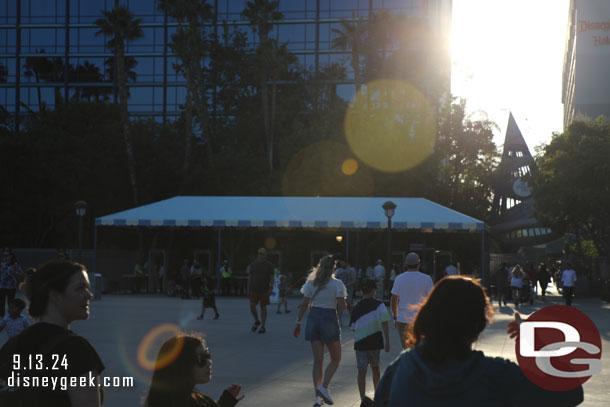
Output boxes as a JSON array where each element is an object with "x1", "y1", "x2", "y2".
[
  {"x1": 295, "y1": 255, "x2": 347, "y2": 406},
  {"x1": 510, "y1": 265, "x2": 525, "y2": 308},
  {"x1": 373, "y1": 260, "x2": 386, "y2": 301},
  {"x1": 390, "y1": 252, "x2": 434, "y2": 349},
  {"x1": 561, "y1": 263, "x2": 577, "y2": 306}
]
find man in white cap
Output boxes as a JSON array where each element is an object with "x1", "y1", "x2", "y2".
[
  {"x1": 390, "y1": 252, "x2": 434, "y2": 349},
  {"x1": 373, "y1": 259, "x2": 386, "y2": 301}
]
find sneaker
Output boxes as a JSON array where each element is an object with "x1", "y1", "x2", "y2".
[
  {"x1": 315, "y1": 386, "x2": 333, "y2": 405},
  {"x1": 360, "y1": 396, "x2": 374, "y2": 407},
  {"x1": 285, "y1": 309, "x2": 291, "y2": 313},
  {"x1": 276, "y1": 310, "x2": 282, "y2": 314},
  {"x1": 313, "y1": 396, "x2": 324, "y2": 406},
  {"x1": 196, "y1": 314, "x2": 203, "y2": 320}
]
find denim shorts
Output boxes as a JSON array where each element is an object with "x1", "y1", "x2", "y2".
[
  {"x1": 356, "y1": 349, "x2": 380, "y2": 368},
  {"x1": 305, "y1": 306, "x2": 341, "y2": 343}
]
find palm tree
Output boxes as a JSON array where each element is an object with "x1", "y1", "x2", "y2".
[
  {"x1": 74, "y1": 61, "x2": 104, "y2": 102},
  {"x1": 242, "y1": 0, "x2": 284, "y2": 170},
  {"x1": 95, "y1": 6, "x2": 143, "y2": 205},
  {"x1": 23, "y1": 49, "x2": 51, "y2": 111},
  {"x1": 158, "y1": 0, "x2": 214, "y2": 183},
  {"x1": 331, "y1": 17, "x2": 367, "y2": 93}
]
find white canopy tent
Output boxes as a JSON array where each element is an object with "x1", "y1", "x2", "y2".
[
  {"x1": 93, "y1": 196, "x2": 487, "y2": 286},
  {"x1": 96, "y1": 196, "x2": 484, "y2": 231}
]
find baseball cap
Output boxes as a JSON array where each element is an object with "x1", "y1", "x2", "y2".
[
  {"x1": 257, "y1": 248, "x2": 267, "y2": 255},
  {"x1": 376, "y1": 259, "x2": 383, "y2": 264},
  {"x1": 405, "y1": 252, "x2": 420, "y2": 266}
]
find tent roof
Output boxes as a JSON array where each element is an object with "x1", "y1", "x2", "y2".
[{"x1": 96, "y1": 196, "x2": 484, "y2": 231}]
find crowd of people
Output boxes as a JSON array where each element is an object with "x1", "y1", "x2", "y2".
[
  {"x1": 0, "y1": 249, "x2": 588, "y2": 406},
  {"x1": 494, "y1": 261, "x2": 578, "y2": 307}
]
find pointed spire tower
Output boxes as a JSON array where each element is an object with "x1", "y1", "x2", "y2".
[{"x1": 489, "y1": 113, "x2": 554, "y2": 250}]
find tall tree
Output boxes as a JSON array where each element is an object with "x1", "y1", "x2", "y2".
[
  {"x1": 529, "y1": 118, "x2": 610, "y2": 258},
  {"x1": 331, "y1": 17, "x2": 367, "y2": 92},
  {"x1": 434, "y1": 99, "x2": 499, "y2": 219},
  {"x1": 159, "y1": 0, "x2": 215, "y2": 179},
  {"x1": 23, "y1": 49, "x2": 51, "y2": 111},
  {"x1": 242, "y1": 0, "x2": 284, "y2": 170},
  {"x1": 74, "y1": 61, "x2": 105, "y2": 102},
  {"x1": 95, "y1": 6, "x2": 143, "y2": 205}
]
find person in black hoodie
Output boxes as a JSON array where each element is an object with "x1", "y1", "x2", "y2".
[{"x1": 374, "y1": 276, "x2": 584, "y2": 407}]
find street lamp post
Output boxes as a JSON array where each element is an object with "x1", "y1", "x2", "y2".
[
  {"x1": 75, "y1": 200, "x2": 88, "y2": 263},
  {"x1": 382, "y1": 200, "x2": 396, "y2": 303}
]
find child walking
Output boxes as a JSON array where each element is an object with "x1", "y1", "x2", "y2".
[
  {"x1": 197, "y1": 276, "x2": 220, "y2": 320},
  {"x1": 349, "y1": 278, "x2": 391, "y2": 407},
  {"x1": 0, "y1": 298, "x2": 30, "y2": 338},
  {"x1": 276, "y1": 275, "x2": 290, "y2": 314}
]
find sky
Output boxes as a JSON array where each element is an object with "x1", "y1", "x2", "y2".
[{"x1": 450, "y1": 0, "x2": 570, "y2": 153}]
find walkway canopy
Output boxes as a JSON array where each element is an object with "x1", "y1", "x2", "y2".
[{"x1": 96, "y1": 196, "x2": 484, "y2": 231}]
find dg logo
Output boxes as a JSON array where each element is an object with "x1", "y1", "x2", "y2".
[{"x1": 516, "y1": 305, "x2": 602, "y2": 391}]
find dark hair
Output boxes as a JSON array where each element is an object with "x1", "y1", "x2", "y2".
[
  {"x1": 24, "y1": 260, "x2": 85, "y2": 317},
  {"x1": 407, "y1": 276, "x2": 494, "y2": 362},
  {"x1": 146, "y1": 334, "x2": 210, "y2": 407},
  {"x1": 8, "y1": 298, "x2": 26, "y2": 310},
  {"x1": 360, "y1": 278, "x2": 377, "y2": 294}
]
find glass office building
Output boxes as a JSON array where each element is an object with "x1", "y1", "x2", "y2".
[{"x1": 0, "y1": 0, "x2": 452, "y2": 122}]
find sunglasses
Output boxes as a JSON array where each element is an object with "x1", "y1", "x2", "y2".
[{"x1": 195, "y1": 351, "x2": 210, "y2": 367}]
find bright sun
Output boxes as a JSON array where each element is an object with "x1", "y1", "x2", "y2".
[{"x1": 450, "y1": 0, "x2": 569, "y2": 146}]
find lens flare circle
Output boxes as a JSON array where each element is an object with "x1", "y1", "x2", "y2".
[
  {"x1": 341, "y1": 158, "x2": 359, "y2": 175},
  {"x1": 137, "y1": 323, "x2": 183, "y2": 371},
  {"x1": 265, "y1": 237, "x2": 277, "y2": 249},
  {"x1": 344, "y1": 79, "x2": 436, "y2": 173},
  {"x1": 282, "y1": 141, "x2": 374, "y2": 196}
]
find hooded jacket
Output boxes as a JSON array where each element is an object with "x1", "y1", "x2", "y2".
[{"x1": 374, "y1": 347, "x2": 583, "y2": 407}]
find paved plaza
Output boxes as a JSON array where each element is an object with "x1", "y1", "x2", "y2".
[{"x1": 1, "y1": 282, "x2": 609, "y2": 406}]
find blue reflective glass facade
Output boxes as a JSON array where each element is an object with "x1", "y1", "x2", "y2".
[{"x1": 0, "y1": 0, "x2": 450, "y2": 121}]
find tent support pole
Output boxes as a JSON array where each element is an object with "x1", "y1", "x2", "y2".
[{"x1": 216, "y1": 228, "x2": 222, "y2": 294}]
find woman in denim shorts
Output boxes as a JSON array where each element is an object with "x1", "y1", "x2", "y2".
[{"x1": 295, "y1": 255, "x2": 347, "y2": 406}]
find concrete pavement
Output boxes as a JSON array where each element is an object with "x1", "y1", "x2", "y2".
[{"x1": 1, "y1": 281, "x2": 608, "y2": 406}]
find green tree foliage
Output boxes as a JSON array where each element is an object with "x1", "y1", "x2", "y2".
[{"x1": 529, "y1": 118, "x2": 610, "y2": 257}]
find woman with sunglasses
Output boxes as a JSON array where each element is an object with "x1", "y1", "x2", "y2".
[{"x1": 146, "y1": 334, "x2": 244, "y2": 407}]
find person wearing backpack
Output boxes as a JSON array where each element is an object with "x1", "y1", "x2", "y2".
[{"x1": 0, "y1": 260, "x2": 104, "y2": 406}]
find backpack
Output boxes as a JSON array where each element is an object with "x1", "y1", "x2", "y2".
[{"x1": 0, "y1": 331, "x2": 71, "y2": 406}]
